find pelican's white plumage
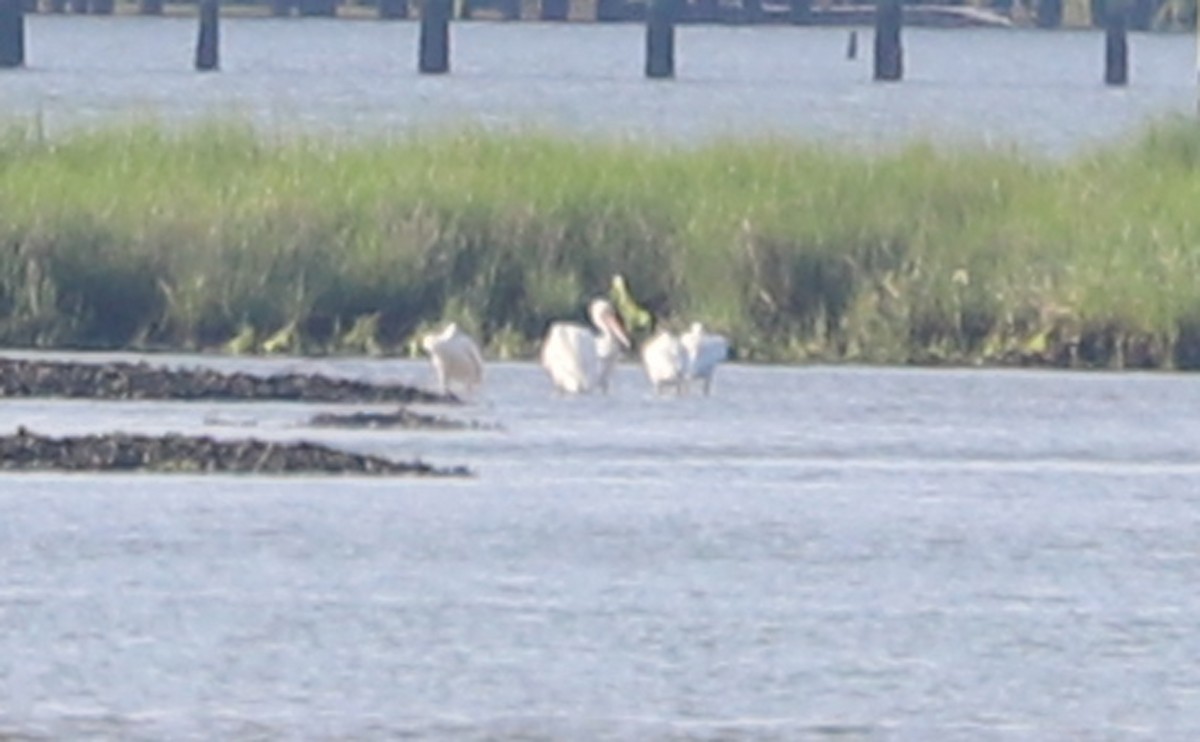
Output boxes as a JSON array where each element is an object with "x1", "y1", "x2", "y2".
[
  {"x1": 421, "y1": 322, "x2": 484, "y2": 396},
  {"x1": 640, "y1": 329, "x2": 687, "y2": 396},
  {"x1": 540, "y1": 298, "x2": 631, "y2": 394},
  {"x1": 681, "y1": 322, "x2": 729, "y2": 395}
]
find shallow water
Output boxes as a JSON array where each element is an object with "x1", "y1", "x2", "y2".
[
  {"x1": 1, "y1": 351, "x2": 1199, "y2": 739},
  {"x1": 1, "y1": 18, "x2": 1197, "y2": 153}
]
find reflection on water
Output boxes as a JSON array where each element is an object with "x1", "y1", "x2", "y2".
[
  {"x1": 0, "y1": 18, "x2": 1195, "y2": 153},
  {"x1": 1, "y1": 351, "x2": 1199, "y2": 738}
]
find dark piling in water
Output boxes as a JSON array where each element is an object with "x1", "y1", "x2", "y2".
[
  {"x1": 1104, "y1": 6, "x2": 1128, "y2": 86},
  {"x1": 540, "y1": 0, "x2": 568, "y2": 21},
  {"x1": 873, "y1": 0, "x2": 902, "y2": 82},
  {"x1": 846, "y1": 29, "x2": 858, "y2": 59},
  {"x1": 419, "y1": 0, "x2": 451, "y2": 75},
  {"x1": 195, "y1": 0, "x2": 219, "y2": 72},
  {"x1": 379, "y1": 0, "x2": 408, "y2": 17},
  {"x1": 645, "y1": 0, "x2": 675, "y2": 80},
  {"x1": 0, "y1": 0, "x2": 24, "y2": 69}
]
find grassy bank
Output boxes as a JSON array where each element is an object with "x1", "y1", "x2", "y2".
[{"x1": 1, "y1": 117, "x2": 1199, "y2": 368}]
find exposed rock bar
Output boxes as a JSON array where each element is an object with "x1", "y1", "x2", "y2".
[
  {"x1": 0, "y1": 356, "x2": 449, "y2": 403},
  {"x1": 309, "y1": 407, "x2": 498, "y2": 431},
  {"x1": 0, "y1": 427, "x2": 469, "y2": 476}
]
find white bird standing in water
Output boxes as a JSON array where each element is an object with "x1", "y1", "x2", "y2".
[
  {"x1": 540, "y1": 298, "x2": 631, "y2": 394},
  {"x1": 420, "y1": 322, "x2": 484, "y2": 396},
  {"x1": 640, "y1": 329, "x2": 687, "y2": 396},
  {"x1": 681, "y1": 322, "x2": 729, "y2": 396}
]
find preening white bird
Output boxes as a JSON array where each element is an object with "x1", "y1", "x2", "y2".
[
  {"x1": 640, "y1": 329, "x2": 687, "y2": 396},
  {"x1": 681, "y1": 322, "x2": 729, "y2": 396},
  {"x1": 540, "y1": 298, "x2": 631, "y2": 394},
  {"x1": 420, "y1": 322, "x2": 484, "y2": 396}
]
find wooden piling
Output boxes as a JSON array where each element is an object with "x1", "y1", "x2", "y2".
[
  {"x1": 1104, "y1": 5, "x2": 1127, "y2": 86},
  {"x1": 847, "y1": 29, "x2": 857, "y2": 59},
  {"x1": 873, "y1": 0, "x2": 902, "y2": 82},
  {"x1": 540, "y1": 0, "x2": 568, "y2": 20},
  {"x1": 645, "y1": 0, "x2": 675, "y2": 79},
  {"x1": 0, "y1": 0, "x2": 24, "y2": 69},
  {"x1": 419, "y1": 0, "x2": 451, "y2": 75},
  {"x1": 378, "y1": 0, "x2": 408, "y2": 18},
  {"x1": 195, "y1": 0, "x2": 219, "y2": 72}
]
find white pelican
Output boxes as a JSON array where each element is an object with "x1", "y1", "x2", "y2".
[
  {"x1": 540, "y1": 298, "x2": 631, "y2": 394},
  {"x1": 420, "y1": 322, "x2": 484, "y2": 396},
  {"x1": 681, "y1": 322, "x2": 729, "y2": 396},
  {"x1": 640, "y1": 329, "x2": 687, "y2": 396}
]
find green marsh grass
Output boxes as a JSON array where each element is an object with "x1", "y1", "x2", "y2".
[{"x1": 2, "y1": 117, "x2": 1200, "y2": 368}]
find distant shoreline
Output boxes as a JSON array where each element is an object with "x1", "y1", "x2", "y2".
[
  {"x1": 26, "y1": 0, "x2": 1088, "y2": 29},
  {"x1": 31, "y1": 2, "x2": 1200, "y2": 32}
]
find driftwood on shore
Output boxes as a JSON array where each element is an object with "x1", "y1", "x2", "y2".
[
  {"x1": 0, "y1": 356, "x2": 449, "y2": 404},
  {"x1": 0, "y1": 427, "x2": 470, "y2": 476}
]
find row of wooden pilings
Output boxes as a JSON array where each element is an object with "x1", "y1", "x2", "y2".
[{"x1": 0, "y1": 0, "x2": 1135, "y2": 85}]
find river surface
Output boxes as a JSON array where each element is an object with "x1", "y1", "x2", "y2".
[
  {"x1": 1, "y1": 351, "x2": 1199, "y2": 739},
  {"x1": 0, "y1": 17, "x2": 1197, "y2": 153}
]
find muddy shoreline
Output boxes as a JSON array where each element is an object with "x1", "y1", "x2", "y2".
[
  {"x1": 0, "y1": 356, "x2": 449, "y2": 404},
  {"x1": 0, "y1": 427, "x2": 470, "y2": 476}
]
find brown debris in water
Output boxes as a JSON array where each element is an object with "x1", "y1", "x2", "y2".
[
  {"x1": 0, "y1": 356, "x2": 451, "y2": 404},
  {"x1": 0, "y1": 427, "x2": 471, "y2": 477}
]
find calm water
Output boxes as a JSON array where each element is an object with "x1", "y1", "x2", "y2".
[
  {"x1": 0, "y1": 17, "x2": 1197, "y2": 153},
  {"x1": 1, "y1": 352, "x2": 1200, "y2": 739}
]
